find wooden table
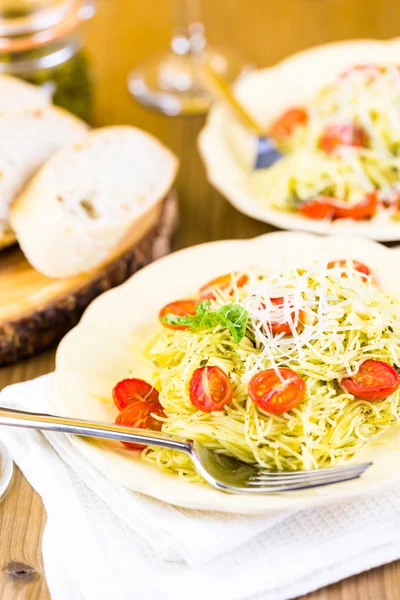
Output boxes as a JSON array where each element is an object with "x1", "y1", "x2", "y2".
[{"x1": 2, "y1": 0, "x2": 400, "y2": 597}]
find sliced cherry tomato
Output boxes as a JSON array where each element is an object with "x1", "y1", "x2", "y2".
[
  {"x1": 159, "y1": 299, "x2": 197, "y2": 330},
  {"x1": 260, "y1": 298, "x2": 303, "y2": 336},
  {"x1": 299, "y1": 196, "x2": 339, "y2": 220},
  {"x1": 392, "y1": 192, "x2": 400, "y2": 212},
  {"x1": 342, "y1": 359, "x2": 400, "y2": 401},
  {"x1": 269, "y1": 107, "x2": 308, "y2": 141},
  {"x1": 320, "y1": 123, "x2": 368, "y2": 154},
  {"x1": 189, "y1": 365, "x2": 233, "y2": 412},
  {"x1": 339, "y1": 64, "x2": 384, "y2": 81},
  {"x1": 299, "y1": 192, "x2": 377, "y2": 221},
  {"x1": 199, "y1": 272, "x2": 249, "y2": 301},
  {"x1": 115, "y1": 401, "x2": 165, "y2": 449},
  {"x1": 333, "y1": 192, "x2": 377, "y2": 220},
  {"x1": 112, "y1": 378, "x2": 160, "y2": 411},
  {"x1": 327, "y1": 259, "x2": 371, "y2": 278},
  {"x1": 249, "y1": 368, "x2": 306, "y2": 415}
]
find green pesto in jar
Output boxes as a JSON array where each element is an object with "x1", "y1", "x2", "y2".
[
  {"x1": 25, "y1": 51, "x2": 93, "y2": 124},
  {"x1": 0, "y1": 0, "x2": 95, "y2": 123},
  {"x1": 0, "y1": 48, "x2": 94, "y2": 123}
]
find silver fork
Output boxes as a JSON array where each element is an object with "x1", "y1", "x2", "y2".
[
  {"x1": 197, "y1": 60, "x2": 283, "y2": 169},
  {"x1": 0, "y1": 407, "x2": 371, "y2": 494}
]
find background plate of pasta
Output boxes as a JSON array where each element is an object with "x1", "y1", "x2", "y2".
[
  {"x1": 199, "y1": 38, "x2": 400, "y2": 241},
  {"x1": 54, "y1": 232, "x2": 400, "y2": 513}
]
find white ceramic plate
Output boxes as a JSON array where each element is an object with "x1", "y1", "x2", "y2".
[
  {"x1": 198, "y1": 38, "x2": 400, "y2": 241},
  {"x1": 0, "y1": 441, "x2": 13, "y2": 501},
  {"x1": 53, "y1": 232, "x2": 400, "y2": 514}
]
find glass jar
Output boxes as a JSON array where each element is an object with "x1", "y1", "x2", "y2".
[{"x1": 0, "y1": 0, "x2": 95, "y2": 123}]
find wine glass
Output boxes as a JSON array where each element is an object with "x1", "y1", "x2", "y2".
[{"x1": 127, "y1": 0, "x2": 249, "y2": 116}]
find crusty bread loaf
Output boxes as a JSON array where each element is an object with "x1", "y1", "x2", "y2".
[
  {"x1": 11, "y1": 126, "x2": 179, "y2": 278},
  {"x1": 0, "y1": 106, "x2": 88, "y2": 248},
  {"x1": 0, "y1": 74, "x2": 50, "y2": 114}
]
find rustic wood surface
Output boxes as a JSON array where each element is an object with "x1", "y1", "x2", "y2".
[
  {"x1": 2, "y1": 0, "x2": 400, "y2": 598},
  {"x1": 0, "y1": 194, "x2": 175, "y2": 365}
]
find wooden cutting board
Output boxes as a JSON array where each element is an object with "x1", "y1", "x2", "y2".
[{"x1": 0, "y1": 192, "x2": 177, "y2": 366}]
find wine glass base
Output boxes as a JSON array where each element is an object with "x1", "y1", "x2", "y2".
[{"x1": 128, "y1": 47, "x2": 251, "y2": 116}]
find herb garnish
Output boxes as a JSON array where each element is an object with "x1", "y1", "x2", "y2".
[{"x1": 160, "y1": 300, "x2": 249, "y2": 343}]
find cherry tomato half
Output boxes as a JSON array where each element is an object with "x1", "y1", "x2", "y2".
[
  {"x1": 112, "y1": 378, "x2": 160, "y2": 411},
  {"x1": 260, "y1": 298, "x2": 303, "y2": 336},
  {"x1": 269, "y1": 107, "x2": 308, "y2": 141},
  {"x1": 320, "y1": 123, "x2": 368, "y2": 154},
  {"x1": 327, "y1": 259, "x2": 371, "y2": 278},
  {"x1": 342, "y1": 359, "x2": 400, "y2": 401},
  {"x1": 299, "y1": 196, "x2": 338, "y2": 220},
  {"x1": 115, "y1": 401, "x2": 165, "y2": 449},
  {"x1": 159, "y1": 299, "x2": 197, "y2": 330},
  {"x1": 249, "y1": 368, "x2": 306, "y2": 415},
  {"x1": 333, "y1": 192, "x2": 377, "y2": 220},
  {"x1": 189, "y1": 365, "x2": 233, "y2": 412},
  {"x1": 299, "y1": 192, "x2": 377, "y2": 221},
  {"x1": 199, "y1": 273, "x2": 249, "y2": 301}
]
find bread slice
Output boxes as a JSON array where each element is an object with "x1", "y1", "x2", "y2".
[
  {"x1": 0, "y1": 74, "x2": 50, "y2": 114},
  {"x1": 11, "y1": 126, "x2": 179, "y2": 278},
  {"x1": 0, "y1": 106, "x2": 88, "y2": 249}
]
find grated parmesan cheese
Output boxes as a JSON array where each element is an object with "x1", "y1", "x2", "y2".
[
  {"x1": 250, "y1": 63, "x2": 400, "y2": 217},
  {"x1": 140, "y1": 263, "x2": 400, "y2": 480}
]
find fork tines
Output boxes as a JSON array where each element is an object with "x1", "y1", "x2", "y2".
[{"x1": 247, "y1": 462, "x2": 371, "y2": 490}]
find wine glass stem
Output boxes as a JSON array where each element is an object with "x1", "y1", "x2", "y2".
[{"x1": 171, "y1": 0, "x2": 207, "y2": 56}]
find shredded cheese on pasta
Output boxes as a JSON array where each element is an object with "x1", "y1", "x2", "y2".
[
  {"x1": 250, "y1": 64, "x2": 400, "y2": 217},
  {"x1": 140, "y1": 263, "x2": 400, "y2": 480}
]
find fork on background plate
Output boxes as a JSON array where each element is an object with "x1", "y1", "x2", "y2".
[
  {"x1": 0, "y1": 407, "x2": 371, "y2": 494},
  {"x1": 197, "y1": 60, "x2": 283, "y2": 169}
]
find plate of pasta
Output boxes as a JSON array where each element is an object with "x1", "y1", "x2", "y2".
[
  {"x1": 199, "y1": 38, "x2": 400, "y2": 240},
  {"x1": 54, "y1": 232, "x2": 400, "y2": 513}
]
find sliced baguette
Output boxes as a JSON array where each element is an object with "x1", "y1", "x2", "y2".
[
  {"x1": 11, "y1": 126, "x2": 179, "y2": 278},
  {"x1": 0, "y1": 106, "x2": 88, "y2": 248},
  {"x1": 0, "y1": 74, "x2": 50, "y2": 114}
]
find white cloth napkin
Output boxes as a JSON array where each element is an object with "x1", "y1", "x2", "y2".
[{"x1": 2, "y1": 375, "x2": 400, "y2": 600}]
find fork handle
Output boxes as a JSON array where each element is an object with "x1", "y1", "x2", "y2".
[
  {"x1": 197, "y1": 60, "x2": 266, "y2": 137},
  {"x1": 0, "y1": 407, "x2": 191, "y2": 453}
]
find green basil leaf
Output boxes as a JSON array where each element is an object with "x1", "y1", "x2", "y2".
[{"x1": 160, "y1": 301, "x2": 248, "y2": 343}]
